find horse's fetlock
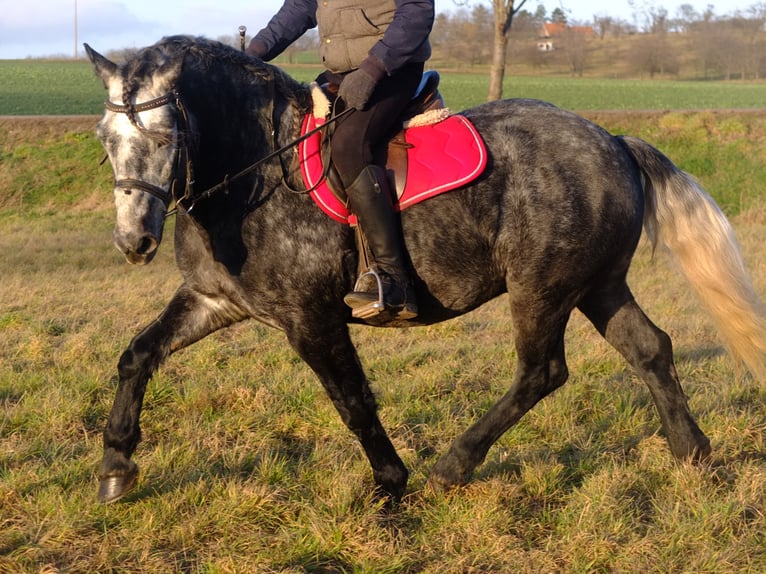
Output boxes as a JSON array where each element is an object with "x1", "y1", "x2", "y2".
[
  {"x1": 98, "y1": 449, "x2": 138, "y2": 479},
  {"x1": 117, "y1": 349, "x2": 140, "y2": 379}
]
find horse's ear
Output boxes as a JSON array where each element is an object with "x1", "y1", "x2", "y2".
[{"x1": 84, "y1": 43, "x2": 117, "y2": 86}]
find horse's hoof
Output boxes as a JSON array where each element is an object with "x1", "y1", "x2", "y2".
[
  {"x1": 428, "y1": 454, "x2": 472, "y2": 492},
  {"x1": 427, "y1": 473, "x2": 459, "y2": 494},
  {"x1": 98, "y1": 468, "x2": 138, "y2": 504}
]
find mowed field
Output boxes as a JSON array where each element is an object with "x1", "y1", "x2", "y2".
[
  {"x1": 4, "y1": 59, "x2": 766, "y2": 114},
  {"x1": 2, "y1": 62, "x2": 766, "y2": 573}
]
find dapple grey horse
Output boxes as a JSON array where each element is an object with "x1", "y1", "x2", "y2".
[{"x1": 85, "y1": 36, "x2": 766, "y2": 503}]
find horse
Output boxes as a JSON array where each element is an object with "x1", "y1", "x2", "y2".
[{"x1": 84, "y1": 35, "x2": 766, "y2": 504}]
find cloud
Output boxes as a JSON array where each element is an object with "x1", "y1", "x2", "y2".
[
  {"x1": 0, "y1": 0, "x2": 278, "y2": 58},
  {"x1": 0, "y1": 1, "x2": 158, "y2": 42}
]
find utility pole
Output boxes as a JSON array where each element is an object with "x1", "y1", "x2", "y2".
[{"x1": 74, "y1": 0, "x2": 78, "y2": 58}]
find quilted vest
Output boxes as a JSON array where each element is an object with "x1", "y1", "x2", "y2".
[{"x1": 316, "y1": 0, "x2": 426, "y2": 73}]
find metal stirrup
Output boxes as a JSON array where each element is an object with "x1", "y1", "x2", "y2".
[{"x1": 349, "y1": 269, "x2": 386, "y2": 319}]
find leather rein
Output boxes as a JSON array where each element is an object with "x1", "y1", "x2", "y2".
[{"x1": 103, "y1": 89, "x2": 351, "y2": 218}]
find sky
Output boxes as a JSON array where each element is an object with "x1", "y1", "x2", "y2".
[{"x1": 0, "y1": 0, "x2": 755, "y2": 60}]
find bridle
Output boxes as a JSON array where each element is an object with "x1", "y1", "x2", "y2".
[
  {"x1": 103, "y1": 88, "x2": 352, "y2": 218},
  {"x1": 104, "y1": 89, "x2": 195, "y2": 216}
]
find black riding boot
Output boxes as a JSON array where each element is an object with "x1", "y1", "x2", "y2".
[{"x1": 343, "y1": 165, "x2": 418, "y2": 320}]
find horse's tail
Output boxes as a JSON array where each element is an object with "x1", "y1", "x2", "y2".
[{"x1": 620, "y1": 135, "x2": 766, "y2": 382}]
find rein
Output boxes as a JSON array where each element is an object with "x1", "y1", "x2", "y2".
[
  {"x1": 103, "y1": 88, "x2": 351, "y2": 218},
  {"x1": 166, "y1": 103, "x2": 352, "y2": 216}
]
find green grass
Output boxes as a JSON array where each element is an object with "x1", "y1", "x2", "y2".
[
  {"x1": 2, "y1": 85, "x2": 766, "y2": 572},
  {"x1": 582, "y1": 110, "x2": 766, "y2": 216},
  {"x1": 0, "y1": 60, "x2": 105, "y2": 115},
  {"x1": 4, "y1": 110, "x2": 766, "y2": 219},
  {"x1": 0, "y1": 117, "x2": 111, "y2": 212},
  {"x1": 1, "y1": 207, "x2": 766, "y2": 572},
  {"x1": 3, "y1": 59, "x2": 766, "y2": 115}
]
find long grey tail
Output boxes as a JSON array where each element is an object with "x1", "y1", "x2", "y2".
[{"x1": 620, "y1": 135, "x2": 766, "y2": 381}]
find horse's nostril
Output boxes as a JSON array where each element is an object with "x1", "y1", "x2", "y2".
[{"x1": 136, "y1": 236, "x2": 157, "y2": 255}]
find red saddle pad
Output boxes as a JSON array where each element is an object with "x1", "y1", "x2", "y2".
[{"x1": 299, "y1": 113, "x2": 487, "y2": 225}]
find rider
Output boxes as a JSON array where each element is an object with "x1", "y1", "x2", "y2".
[{"x1": 247, "y1": 0, "x2": 434, "y2": 320}]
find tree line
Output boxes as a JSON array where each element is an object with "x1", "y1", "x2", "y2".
[
  {"x1": 432, "y1": 2, "x2": 766, "y2": 80},
  {"x1": 216, "y1": 2, "x2": 766, "y2": 83}
]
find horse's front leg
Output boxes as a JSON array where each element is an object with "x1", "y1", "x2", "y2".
[
  {"x1": 98, "y1": 285, "x2": 242, "y2": 503},
  {"x1": 285, "y1": 316, "x2": 409, "y2": 501}
]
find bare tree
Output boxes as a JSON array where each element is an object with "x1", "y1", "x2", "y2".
[
  {"x1": 487, "y1": 0, "x2": 529, "y2": 101},
  {"x1": 431, "y1": 9, "x2": 492, "y2": 67},
  {"x1": 738, "y1": 6, "x2": 766, "y2": 79},
  {"x1": 593, "y1": 14, "x2": 615, "y2": 39},
  {"x1": 628, "y1": 32, "x2": 679, "y2": 78},
  {"x1": 716, "y1": 23, "x2": 744, "y2": 79},
  {"x1": 687, "y1": 4, "x2": 720, "y2": 78},
  {"x1": 675, "y1": 3, "x2": 701, "y2": 32},
  {"x1": 470, "y1": 4, "x2": 495, "y2": 64},
  {"x1": 559, "y1": 28, "x2": 590, "y2": 76}
]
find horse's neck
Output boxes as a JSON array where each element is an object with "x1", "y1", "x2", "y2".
[{"x1": 180, "y1": 65, "x2": 312, "y2": 224}]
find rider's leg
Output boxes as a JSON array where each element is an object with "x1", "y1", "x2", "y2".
[
  {"x1": 342, "y1": 164, "x2": 418, "y2": 319},
  {"x1": 331, "y1": 63, "x2": 423, "y2": 319}
]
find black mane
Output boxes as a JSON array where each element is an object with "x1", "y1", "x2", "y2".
[
  {"x1": 118, "y1": 35, "x2": 311, "y2": 117},
  {"x1": 114, "y1": 35, "x2": 313, "y2": 198}
]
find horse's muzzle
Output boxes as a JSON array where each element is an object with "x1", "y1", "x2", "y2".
[{"x1": 114, "y1": 231, "x2": 160, "y2": 265}]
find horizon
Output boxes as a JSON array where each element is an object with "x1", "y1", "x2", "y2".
[{"x1": 0, "y1": 0, "x2": 755, "y2": 60}]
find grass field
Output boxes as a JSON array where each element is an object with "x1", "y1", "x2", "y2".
[
  {"x1": 2, "y1": 74, "x2": 766, "y2": 571},
  {"x1": 3, "y1": 59, "x2": 766, "y2": 115},
  {"x1": 2, "y1": 205, "x2": 766, "y2": 573}
]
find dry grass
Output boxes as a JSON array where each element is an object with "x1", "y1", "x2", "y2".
[
  {"x1": 2, "y1": 119, "x2": 766, "y2": 573},
  {"x1": 2, "y1": 212, "x2": 766, "y2": 573}
]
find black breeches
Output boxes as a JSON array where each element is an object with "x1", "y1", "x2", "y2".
[{"x1": 330, "y1": 62, "x2": 424, "y2": 188}]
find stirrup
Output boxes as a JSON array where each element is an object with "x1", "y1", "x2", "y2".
[
  {"x1": 345, "y1": 269, "x2": 418, "y2": 320},
  {"x1": 348, "y1": 269, "x2": 386, "y2": 319}
]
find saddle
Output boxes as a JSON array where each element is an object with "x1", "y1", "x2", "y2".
[
  {"x1": 300, "y1": 71, "x2": 487, "y2": 225},
  {"x1": 319, "y1": 70, "x2": 447, "y2": 202},
  {"x1": 297, "y1": 71, "x2": 487, "y2": 322}
]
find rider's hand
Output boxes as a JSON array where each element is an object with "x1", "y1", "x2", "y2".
[
  {"x1": 246, "y1": 38, "x2": 268, "y2": 59},
  {"x1": 338, "y1": 57, "x2": 386, "y2": 111}
]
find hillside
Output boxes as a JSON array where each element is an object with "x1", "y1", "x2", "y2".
[{"x1": 3, "y1": 109, "x2": 766, "y2": 217}]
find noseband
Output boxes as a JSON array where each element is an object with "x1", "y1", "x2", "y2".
[{"x1": 104, "y1": 90, "x2": 195, "y2": 216}]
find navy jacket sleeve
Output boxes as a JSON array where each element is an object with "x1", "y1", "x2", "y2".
[
  {"x1": 253, "y1": 0, "x2": 318, "y2": 62},
  {"x1": 370, "y1": 0, "x2": 434, "y2": 74},
  {"x1": 253, "y1": 0, "x2": 433, "y2": 72}
]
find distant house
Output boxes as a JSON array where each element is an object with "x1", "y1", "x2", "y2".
[{"x1": 537, "y1": 22, "x2": 595, "y2": 51}]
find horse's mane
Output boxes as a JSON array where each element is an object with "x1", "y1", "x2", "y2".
[{"x1": 116, "y1": 35, "x2": 311, "y2": 131}]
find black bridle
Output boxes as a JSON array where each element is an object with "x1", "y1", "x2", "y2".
[
  {"x1": 103, "y1": 88, "x2": 352, "y2": 218},
  {"x1": 104, "y1": 89, "x2": 195, "y2": 215}
]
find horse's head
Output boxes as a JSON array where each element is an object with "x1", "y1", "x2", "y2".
[
  {"x1": 87, "y1": 36, "x2": 311, "y2": 265},
  {"x1": 86, "y1": 41, "x2": 187, "y2": 264}
]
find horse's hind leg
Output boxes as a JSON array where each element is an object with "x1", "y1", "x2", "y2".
[
  {"x1": 578, "y1": 281, "x2": 711, "y2": 459},
  {"x1": 98, "y1": 286, "x2": 241, "y2": 503},
  {"x1": 284, "y1": 316, "x2": 409, "y2": 501},
  {"x1": 430, "y1": 297, "x2": 571, "y2": 490}
]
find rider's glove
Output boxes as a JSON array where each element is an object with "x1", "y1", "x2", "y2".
[
  {"x1": 338, "y1": 56, "x2": 386, "y2": 111},
  {"x1": 246, "y1": 38, "x2": 269, "y2": 59}
]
